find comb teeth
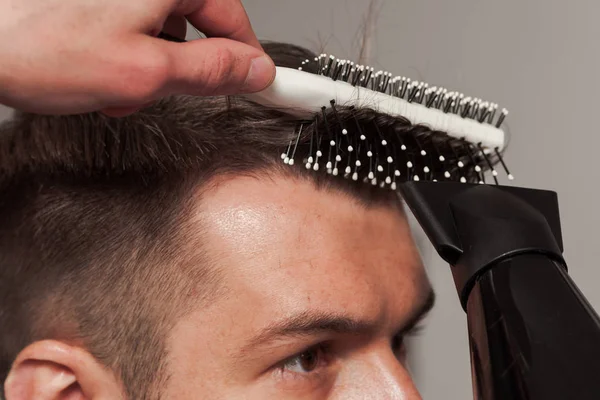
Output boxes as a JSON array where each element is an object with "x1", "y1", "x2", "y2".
[{"x1": 311, "y1": 54, "x2": 508, "y2": 130}]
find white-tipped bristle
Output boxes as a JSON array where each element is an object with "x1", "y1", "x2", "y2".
[
  {"x1": 280, "y1": 153, "x2": 287, "y2": 160},
  {"x1": 387, "y1": 156, "x2": 394, "y2": 163},
  {"x1": 439, "y1": 155, "x2": 446, "y2": 162},
  {"x1": 336, "y1": 155, "x2": 342, "y2": 162},
  {"x1": 401, "y1": 145, "x2": 407, "y2": 151},
  {"x1": 360, "y1": 135, "x2": 366, "y2": 141},
  {"x1": 367, "y1": 151, "x2": 373, "y2": 157},
  {"x1": 460, "y1": 177, "x2": 467, "y2": 183},
  {"x1": 508, "y1": 174, "x2": 515, "y2": 180},
  {"x1": 313, "y1": 163, "x2": 320, "y2": 171},
  {"x1": 333, "y1": 168, "x2": 339, "y2": 176},
  {"x1": 371, "y1": 178, "x2": 378, "y2": 186},
  {"x1": 391, "y1": 182, "x2": 397, "y2": 190},
  {"x1": 479, "y1": 181, "x2": 484, "y2": 184},
  {"x1": 492, "y1": 170, "x2": 498, "y2": 176},
  {"x1": 475, "y1": 165, "x2": 482, "y2": 172},
  {"x1": 382, "y1": 140, "x2": 388, "y2": 146},
  {"x1": 326, "y1": 161, "x2": 332, "y2": 169},
  {"x1": 444, "y1": 171, "x2": 451, "y2": 178},
  {"x1": 385, "y1": 177, "x2": 392, "y2": 184},
  {"x1": 288, "y1": 159, "x2": 295, "y2": 166},
  {"x1": 368, "y1": 172, "x2": 375, "y2": 180},
  {"x1": 395, "y1": 170, "x2": 401, "y2": 177},
  {"x1": 316, "y1": 150, "x2": 323, "y2": 157},
  {"x1": 345, "y1": 166, "x2": 352, "y2": 174},
  {"x1": 342, "y1": 129, "x2": 348, "y2": 135},
  {"x1": 420, "y1": 150, "x2": 427, "y2": 156},
  {"x1": 424, "y1": 166, "x2": 430, "y2": 173},
  {"x1": 305, "y1": 162, "x2": 311, "y2": 169},
  {"x1": 348, "y1": 146, "x2": 354, "y2": 152},
  {"x1": 330, "y1": 140, "x2": 336, "y2": 146},
  {"x1": 413, "y1": 175, "x2": 420, "y2": 182},
  {"x1": 284, "y1": 157, "x2": 290, "y2": 164},
  {"x1": 377, "y1": 165, "x2": 384, "y2": 172},
  {"x1": 407, "y1": 161, "x2": 413, "y2": 168},
  {"x1": 308, "y1": 156, "x2": 314, "y2": 163},
  {"x1": 458, "y1": 161, "x2": 465, "y2": 168},
  {"x1": 352, "y1": 172, "x2": 359, "y2": 181},
  {"x1": 356, "y1": 160, "x2": 362, "y2": 167}
]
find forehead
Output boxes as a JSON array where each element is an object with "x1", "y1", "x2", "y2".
[{"x1": 194, "y1": 173, "x2": 428, "y2": 314}]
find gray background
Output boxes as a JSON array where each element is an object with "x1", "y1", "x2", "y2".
[{"x1": 2, "y1": 0, "x2": 599, "y2": 398}]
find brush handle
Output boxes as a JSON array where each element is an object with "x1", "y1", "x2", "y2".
[
  {"x1": 466, "y1": 254, "x2": 600, "y2": 400},
  {"x1": 246, "y1": 67, "x2": 506, "y2": 150}
]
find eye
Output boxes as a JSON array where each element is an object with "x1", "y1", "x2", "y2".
[{"x1": 281, "y1": 345, "x2": 326, "y2": 374}]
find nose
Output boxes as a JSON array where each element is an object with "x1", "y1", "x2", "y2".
[{"x1": 333, "y1": 348, "x2": 422, "y2": 400}]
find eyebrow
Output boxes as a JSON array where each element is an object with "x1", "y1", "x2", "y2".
[{"x1": 240, "y1": 288, "x2": 436, "y2": 354}]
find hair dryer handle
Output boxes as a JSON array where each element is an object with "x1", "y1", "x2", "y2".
[{"x1": 466, "y1": 254, "x2": 600, "y2": 400}]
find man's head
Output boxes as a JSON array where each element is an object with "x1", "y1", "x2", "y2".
[{"x1": 0, "y1": 43, "x2": 433, "y2": 399}]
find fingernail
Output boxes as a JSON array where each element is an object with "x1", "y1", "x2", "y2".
[{"x1": 243, "y1": 55, "x2": 276, "y2": 92}]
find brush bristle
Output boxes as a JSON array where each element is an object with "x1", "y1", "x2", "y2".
[
  {"x1": 280, "y1": 103, "x2": 512, "y2": 189},
  {"x1": 311, "y1": 54, "x2": 507, "y2": 130}
]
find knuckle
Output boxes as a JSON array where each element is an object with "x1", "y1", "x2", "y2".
[
  {"x1": 120, "y1": 49, "x2": 172, "y2": 102},
  {"x1": 200, "y1": 48, "x2": 236, "y2": 95}
]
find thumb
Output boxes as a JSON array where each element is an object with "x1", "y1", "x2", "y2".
[{"x1": 157, "y1": 37, "x2": 276, "y2": 96}]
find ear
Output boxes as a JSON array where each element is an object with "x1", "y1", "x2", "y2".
[{"x1": 4, "y1": 340, "x2": 125, "y2": 400}]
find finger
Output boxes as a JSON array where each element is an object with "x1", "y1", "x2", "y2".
[
  {"x1": 157, "y1": 37, "x2": 275, "y2": 96},
  {"x1": 177, "y1": 0, "x2": 262, "y2": 50},
  {"x1": 102, "y1": 35, "x2": 274, "y2": 105}
]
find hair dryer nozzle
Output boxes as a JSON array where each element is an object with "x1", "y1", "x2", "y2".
[{"x1": 399, "y1": 181, "x2": 564, "y2": 308}]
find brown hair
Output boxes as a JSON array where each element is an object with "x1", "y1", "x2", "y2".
[{"x1": 0, "y1": 42, "x2": 462, "y2": 399}]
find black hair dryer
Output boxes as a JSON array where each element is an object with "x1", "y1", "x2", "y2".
[{"x1": 400, "y1": 182, "x2": 600, "y2": 400}]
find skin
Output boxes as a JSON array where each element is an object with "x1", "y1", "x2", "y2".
[
  {"x1": 5, "y1": 174, "x2": 433, "y2": 399},
  {"x1": 0, "y1": 0, "x2": 276, "y2": 115}
]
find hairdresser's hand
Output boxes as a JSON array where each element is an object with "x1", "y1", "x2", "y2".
[{"x1": 0, "y1": 0, "x2": 275, "y2": 116}]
